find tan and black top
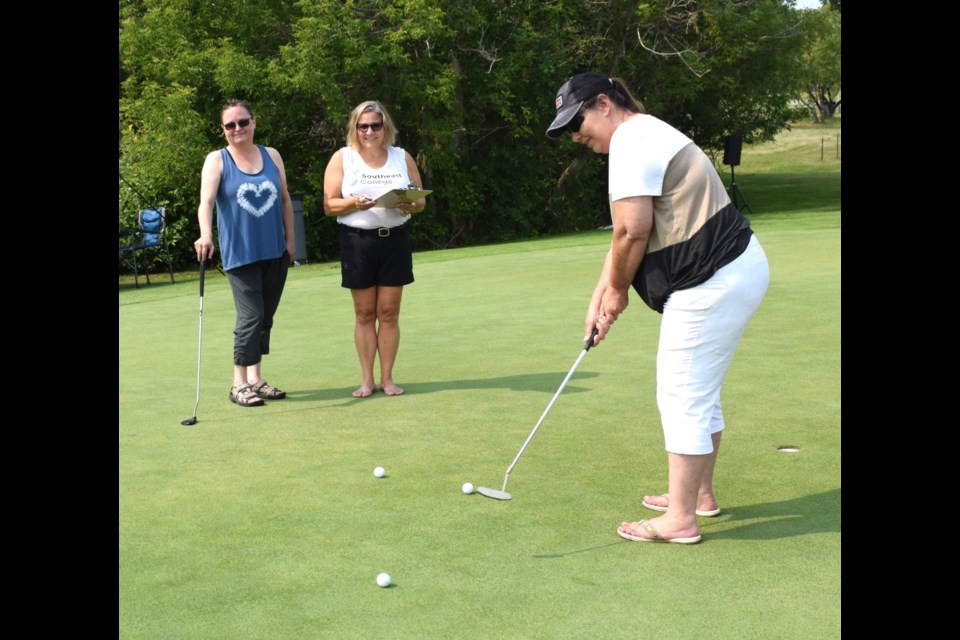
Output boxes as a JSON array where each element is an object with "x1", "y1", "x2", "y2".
[{"x1": 609, "y1": 115, "x2": 753, "y2": 313}]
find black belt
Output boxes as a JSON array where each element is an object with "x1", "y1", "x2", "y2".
[{"x1": 341, "y1": 225, "x2": 407, "y2": 238}]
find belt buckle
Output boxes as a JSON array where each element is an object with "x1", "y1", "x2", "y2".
[{"x1": 377, "y1": 228, "x2": 390, "y2": 237}]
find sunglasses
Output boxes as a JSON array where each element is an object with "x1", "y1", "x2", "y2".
[
  {"x1": 222, "y1": 118, "x2": 252, "y2": 131},
  {"x1": 357, "y1": 122, "x2": 384, "y2": 132},
  {"x1": 565, "y1": 109, "x2": 586, "y2": 134}
]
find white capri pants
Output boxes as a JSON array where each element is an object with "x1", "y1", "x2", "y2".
[{"x1": 657, "y1": 235, "x2": 770, "y2": 455}]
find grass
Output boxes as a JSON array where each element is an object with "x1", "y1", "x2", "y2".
[{"x1": 120, "y1": 120, "x2": 840, "y2": 639}]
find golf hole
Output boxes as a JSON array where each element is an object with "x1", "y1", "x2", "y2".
[{"x1": 777, "y1": 445, "x2": 800, "y2": 453}]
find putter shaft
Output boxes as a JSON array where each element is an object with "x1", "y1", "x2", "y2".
[
  {"x1": 484, "y1": 329, "x2": 598, "y2": 499},
  {"x1": 182, "y1": 261, "x2": 206, "y2": 426}
]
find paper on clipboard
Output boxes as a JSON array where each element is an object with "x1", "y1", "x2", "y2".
[{"x1": 371, "y1": 188, "x2": 432, "y2": 208}]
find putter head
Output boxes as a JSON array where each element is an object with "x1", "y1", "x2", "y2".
[
  {"x1": 476, "y1": 486, "x2": 512, "y2": 500},
  {"x1": 181, "y1": 417, "x2": 198, "y2": 426}
]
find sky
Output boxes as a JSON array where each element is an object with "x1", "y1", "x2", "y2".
[{"x1": 793, "y1": 0, "x2": 823, "y2": 9}]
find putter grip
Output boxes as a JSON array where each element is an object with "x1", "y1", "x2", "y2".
[
  {"x1": 583, "y1": 327, "x2": 599, "y2": 351},
  {"x1": 199, "y1": 260, "x2": 206, "y2": 296}
]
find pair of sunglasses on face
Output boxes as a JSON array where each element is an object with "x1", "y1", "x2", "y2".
[
  {"x1": 565, "y1": 110, "x2": 585, "y2": 134},
  {"x1": 357, "y1": 122, "x2": 384, "y2": 132},
  {"x1": 222, "y1": 118, "x2": 252, "y2": 131}
]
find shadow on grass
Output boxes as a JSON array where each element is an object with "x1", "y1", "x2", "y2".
[
  {"x1": 534, "y1": 541, "x2": 626, "y2": 559},
  {"x1": 287, "y1": 370, "x2": 601, "y2": 403},
  {"x1": 702, "y1": 487, "x2": 840, "y2": 540},
  {"x1": 531, "y1": 488, "x2": 840, "y2": 556}
]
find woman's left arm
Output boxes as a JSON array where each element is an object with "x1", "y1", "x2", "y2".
[
  {"x1": 402, "y1": 151, "x2": 426, "y2": 214},
  {"x1": 268, "y1": 147, "x2": 296, "y2": 260}
]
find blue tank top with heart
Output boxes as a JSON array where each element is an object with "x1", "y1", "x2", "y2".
[{"x1": 215, "y1": 145, "x2": 286, "y2": 270}]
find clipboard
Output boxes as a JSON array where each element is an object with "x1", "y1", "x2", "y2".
[{"x1": 370, "y1": 188, "x2": 432, "y2": 208}]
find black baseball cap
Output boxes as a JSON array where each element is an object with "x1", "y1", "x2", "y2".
[{"x1": 546, "y1": 73, "x2": 614, "y2": 138}]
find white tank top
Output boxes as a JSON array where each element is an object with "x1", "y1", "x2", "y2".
[{"x1": 338, "y1": 146, "x2": 411, "y2": 229}]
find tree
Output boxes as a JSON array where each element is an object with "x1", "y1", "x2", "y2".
[
  {"x1": 119, "y1": 0, "x2": 304, "y2": 265},
  {"x1": 550, "y1": 0, "x2": 808, "y2": 214},
  {"x1": 120, "y1": 0, "x2": 818, "y2": 270},
  {"x1": 797, "y1": 4, "x2": 841, "y2": 122}
]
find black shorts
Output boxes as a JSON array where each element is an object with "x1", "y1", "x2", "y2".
[{"x1": 339, "y1": 224, "x2": 415, "y2": 289}]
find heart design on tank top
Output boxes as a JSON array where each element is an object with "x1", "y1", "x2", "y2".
[{"x1": 237, "y1": 181, "x2": 278, "y2": 217}]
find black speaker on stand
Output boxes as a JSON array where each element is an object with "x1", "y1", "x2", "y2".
[{"x1": 723, "y1": 135, "x2": 753, "y2": 215}]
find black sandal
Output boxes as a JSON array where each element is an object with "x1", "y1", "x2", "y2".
[
  {"x1": 230, "y1": 383, "x2": 265, "y2": 407},
  {"x1": 252, "y1": 380, "x2": 286, "y2": 400}
]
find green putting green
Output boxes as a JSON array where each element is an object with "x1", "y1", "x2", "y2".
[{"x1": 121, "y1": 124, "x2": 840, "y2": 638}]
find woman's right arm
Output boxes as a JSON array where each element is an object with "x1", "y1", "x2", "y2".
[
  {"x1": 586, "y1": 195, "x2": 653, "y2": 344},
  {"x1": 584, "y1": 249, "x2": 613, "y2": 344},
  {"x1": 195, "y1": 151, "x2": 221, "y2": 262},
  {"x1": 323, "y1": 149, "x2": 374, "y2": 216}
]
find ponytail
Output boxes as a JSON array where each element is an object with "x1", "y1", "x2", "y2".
[
  {"x1": 581, "y1": 77, "x2": 645, "y2": 114},
  {"x1": 608, "y1": 78, "x2": 645, "y2": 114}
]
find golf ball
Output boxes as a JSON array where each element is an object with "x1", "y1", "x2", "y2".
[
  {"x1": 462, "y1": 482, "x2": 475, "y2": 494},
  {"x1": 376, "y1": 572, "x2": 391, "y2": 588},
  {"x1": 374, "y1": 466, "x2": 385, "y2": 478}
]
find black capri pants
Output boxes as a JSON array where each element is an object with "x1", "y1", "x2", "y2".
[{"x1": 225, "y1": 251, "x2": 290, "y2": 367}]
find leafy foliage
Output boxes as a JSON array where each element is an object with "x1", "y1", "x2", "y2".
[
  {"x1": 120, "y1": 0, "x2": 817, "y2": 269},
  {"x1": 796, "y1": 4, "x2": 841, "y2": 122}
]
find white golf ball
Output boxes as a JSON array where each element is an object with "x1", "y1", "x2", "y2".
[
  {"x1": 376, "y1": 572, "x2": 391, "y2": 588},
  {"x1": 374, "y1": 466, "x2": 385, "y2": 478},
  {"x1": 462, "y1": 482, "x2": 475, "y2": 494}
]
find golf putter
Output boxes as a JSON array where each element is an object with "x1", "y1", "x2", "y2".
[
  {"x1": 478, "y1": 327, "x2": 600, "y2": 500},
  {"x1": 181, "y1": 260, "x2": 206, "y2": 426}
]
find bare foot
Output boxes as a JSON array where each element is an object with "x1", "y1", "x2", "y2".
[
  {"x1": 380, "y1": 381, "x2": 405, "y2": 396},
  {"x1": 352, "y1": 384, "x2": 376, "y2": 398},
  {"x1": 642, "y1": 493, "x2": 720, "y2": 517}
]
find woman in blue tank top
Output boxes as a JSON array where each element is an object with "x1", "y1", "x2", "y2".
[{"x1": 193, "y1": 99, "x2": 296, "y2": 408}]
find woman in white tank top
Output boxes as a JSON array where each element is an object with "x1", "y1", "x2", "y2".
[{"x1": 322, "y1": 101, "x2": 427, "y2": 398}]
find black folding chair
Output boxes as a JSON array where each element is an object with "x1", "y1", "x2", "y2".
[{"x1": 119, "y1": 207, "x2": 175, "y2": 288}]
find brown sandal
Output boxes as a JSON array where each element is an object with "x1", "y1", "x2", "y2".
[
  {"x1": 230, "y1": 383, "x2": 265, "y2": 407},
  {"x1": 252, "y1": 380, "x2": 286, "y2": 400}
]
